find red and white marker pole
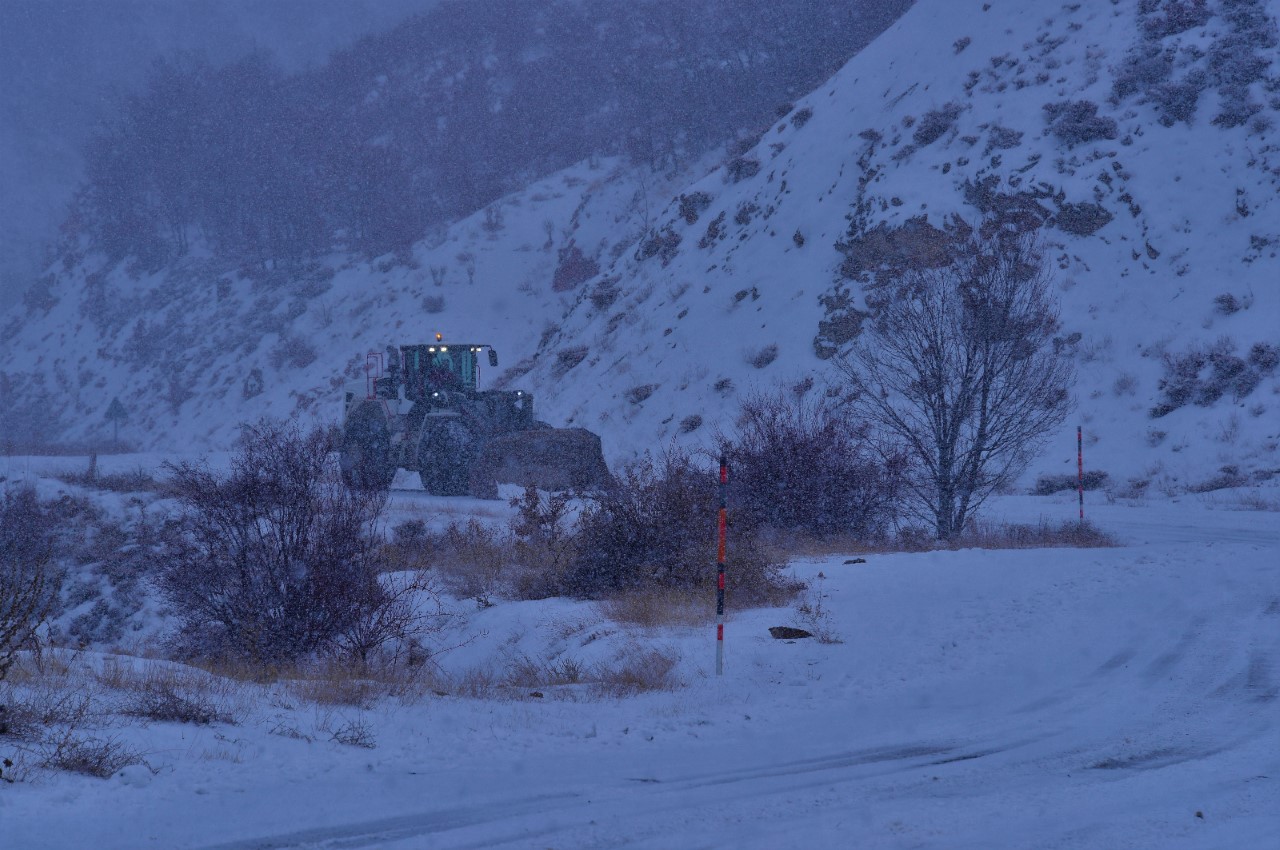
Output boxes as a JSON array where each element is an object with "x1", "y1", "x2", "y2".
[
  {"x1": 716, "y1": 455, "x2": 728, "y2": 676},
  {"x1": 1077, "y1": 426, "x2": 1084, "y2": 524}
]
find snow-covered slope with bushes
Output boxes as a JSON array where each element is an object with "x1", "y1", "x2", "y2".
[
  {"x1": 3, "y1": 0, "x2": 1278, "y2": 497},
  {"x1": 521, "y1": 0, "x2": 1280, "y2": 493}
]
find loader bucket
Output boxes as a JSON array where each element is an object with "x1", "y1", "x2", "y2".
[{"x1": 470, "y1": 427, "x2": 611, "y2": 496}]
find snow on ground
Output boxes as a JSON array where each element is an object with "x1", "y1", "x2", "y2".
[{"x1": 3, "y1": 481, "x2": 1277, "y2": 849}]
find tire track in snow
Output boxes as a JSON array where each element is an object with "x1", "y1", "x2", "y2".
[
  {"x1": 192, "y1": 741, "x2": 993, "y2": 850},
  {"x1": 193, "y1": 793, "x2": 579, "y2": 850}
]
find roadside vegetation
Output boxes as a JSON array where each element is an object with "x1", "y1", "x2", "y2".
[{"x1": 2, "y1": 217, "x2": 1111, "y2": 779}]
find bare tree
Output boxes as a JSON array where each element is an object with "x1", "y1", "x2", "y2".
[{"x1": 833, "y1": 229, "x2": 1073, "y2": 539}]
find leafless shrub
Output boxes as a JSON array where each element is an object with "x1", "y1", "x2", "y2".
[
  {"x1": 121, "y1": 682, "x2": 236, "y2": 726},
  {"x1": 677, "y1": 192, "x2": 713, "y2": 224},
  {"x1": 913, "y1": 103, "x2": 962, "y2": 146},
  {"x1": 1113, "y1": 372, "x2": 1138, "y2": 396},
  {"x1": 447, "y1": 667, "x2": 502, "y2": 699},
  {"x1": 793, "y1": 575, "x2": 842, "y2": 644},
  {"x1": 0, "y1": 488, "x2": 57, "y2": 683},
  {"x1": 429, "y1": 520, "x2": 510, "y2": 606},
  {"x1": 552, "y1": 243, "x2": 599, "y2": 291},
  {"x1": 334, "y1": 569, "x2": 446, "y2": 668},
  {"x1": 268, "y1": 719, "x2": 312, "y2": 742},
  {"x1": 39, "y1": 734, "x2": 146, "y2": 778},
  {"x1": 55, "y1": 466, "x2": 159, "y2": 494},
  {"x1": 554, "y1": 345, "x2": 589, "y2": 377},
  {"x1": 324, "y1": 714, "x2": 376, "y2": 749},
  {"x1": 269, "y1": 334, "x2": 317, "y2": 370},
  {"x1": 625, "y1": 384, "x2": 657, "y2": 404},
  {"x1": 1190, "y1": 465, "x2": 1250, "y2": 493},
  {"x1": 287, "y1": 666, "x2": 380, "y2": 708},
  {"x1": 588, "y1": 278, "x2": 620, "y2": 311},
  {"x1": 1228, "y1": 491, "x2": 1280, "y2": 512},
  {"x1": 503, "y1": 654, "x2": 590, "y2": 691},
  {"x1": 1214, "y1": 292, "x2": 1243, "y2": 316},
  {"x1": 1043, "y1": 100, "x2": 1117, "y2": 147},
  {"x1": 507, "y1": 486, "x2": 578, "y2": 600},
  {"x1": 1153, "y1": 338, "x2": 1272, "y2": 416},
  {"x1": 566, "y1": 447, "x2": 794, "y2": 606},
  {"x1": 157, "y1": 420, "x2": 392, "y2": 667},
  {"x1": 715, "y1": 388, "x2": 904, "y2": 541},
  {"x1": 747, "y1": 344, "x2": 779, "y2": 369},
  {"x1": 1033, "y1": 471, "x2": 1109, "y2": 495}
]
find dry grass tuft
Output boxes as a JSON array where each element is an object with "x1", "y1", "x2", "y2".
[
  {"x1": 429, "y1": 520, "x2": 511, "y2": 605},
  {"x1": 952, "y1": 519, "x2": 1118, "y2": 549},
  {"x1": 285, "y1": 666, "x2": 383, "y2": 709},
  {"x1": 592, "y1": 647, "x2": 681, "y2": 697},
  {"x1": 798, "y1": 519, "x2": 1119, "y2": 555},
  {"x1": 597, "y1": 588, "x2": 712, "y2": 628},
  {"x1": 98, "y1": 660, "x2": 244, "y2": 725}
]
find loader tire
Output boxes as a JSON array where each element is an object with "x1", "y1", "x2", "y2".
[
  {"x1": 418, "y1": 416, "x2": 477, "y2": 496},
  {"x1": 340, "y1": 403, "x2": 394, "y2": 491}
]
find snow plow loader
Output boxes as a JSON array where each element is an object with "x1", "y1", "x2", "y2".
[{"x1": 339, "y1": 336, "x2": 610, "y2": 497}]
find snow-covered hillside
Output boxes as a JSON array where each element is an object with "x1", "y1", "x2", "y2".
[
  {"x1": 523, "y1": 0, "x2": 1280, "y2": 492},
  {"x1": 3, "y1": 0, "x2": 1278, "y2": 496}
]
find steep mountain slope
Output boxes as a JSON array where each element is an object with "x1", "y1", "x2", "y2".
[
  {"x1": 3, "y1": 0, "x2": 1277, "y2": 496},
  {"x1": 520, "y1": 0, "x2": 1280, "y2": 491}
]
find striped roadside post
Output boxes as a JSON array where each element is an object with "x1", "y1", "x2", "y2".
[
  {"x1": 716, "y1": 454, "x2": 728, "y2": 676},
  {"x1": 1077, "y1": 426, "x2": 1084, "y2": 525}
]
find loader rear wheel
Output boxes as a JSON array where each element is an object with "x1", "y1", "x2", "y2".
[
  {"x1": 340, "y1": 403, "x2": 394, "y2": 491},
  {"x1": 418, "y1": 417, "x2": 477, "y2": 496}
]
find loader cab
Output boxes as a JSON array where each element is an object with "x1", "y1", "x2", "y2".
[{"x1": 400, "y1": 341, "x2": 497, "y2": 401}]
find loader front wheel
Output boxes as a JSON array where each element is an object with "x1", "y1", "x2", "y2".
[
  {"x1": 418, "y1": 417, "x2": 477, "y2": 496},
  {"x1": 340, "y1": 403, "x2": 394, "y2": 491}
]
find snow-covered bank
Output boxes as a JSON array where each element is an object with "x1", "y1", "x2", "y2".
[{"x1": 4, "y1": 494, "x2": 1277, "y2": 849}]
